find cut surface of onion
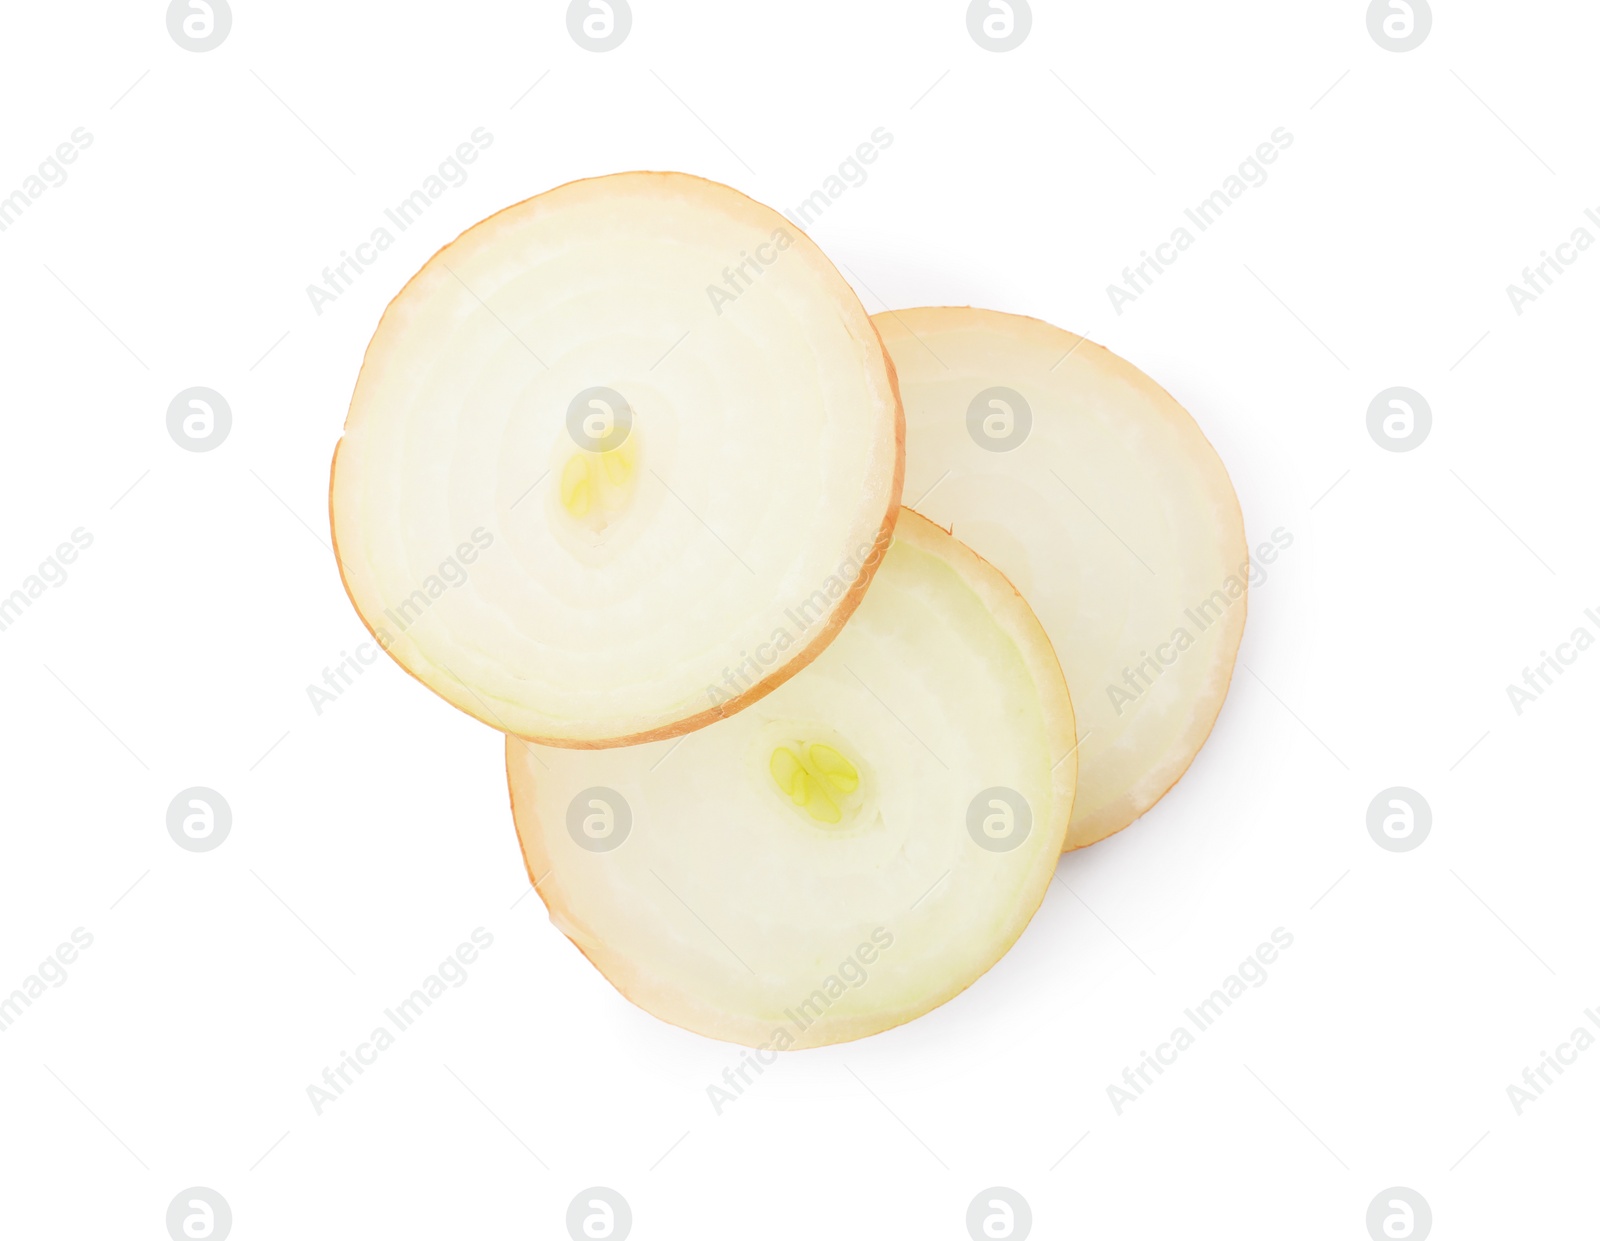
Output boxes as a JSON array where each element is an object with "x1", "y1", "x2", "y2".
[
  {"x1": 508, "y1": 509, "x2": 1076, "y2": 1049},
  {"x1": 874, "y1": 307, "x2": 1246, "y2": 849},
  {"x1": 331, "y1": 171, "x2": 904, "y2": 746}
]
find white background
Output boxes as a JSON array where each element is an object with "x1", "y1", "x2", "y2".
[{"x1": 1, "y1": 1, "x2": 1596, "y2": 1237}]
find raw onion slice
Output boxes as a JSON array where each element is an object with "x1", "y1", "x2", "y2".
[
  {"x1": 508, "y1": 509, "x2": 1076, "y2": 1048},
  {"x1": 874, "y1": 307, "x2": 1246, "y2": 849},
  {"x1": 331, "y1": 172, "x2": 904, "y2": 747}
]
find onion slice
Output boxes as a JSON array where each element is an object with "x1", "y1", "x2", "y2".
[
  {"x1": 331, "y1": 172, "x2": 904, "y2": 746},
  {"x1": 874, "y1": 307, "x2": 1246, "y2": 848},
  {"x1": 508, "y1": 509, "x2": 1076, "y2": 1048}
]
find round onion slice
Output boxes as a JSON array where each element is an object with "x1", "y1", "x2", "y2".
[
  {"x1": 508, "y1": 510, "x2": 1076, "y2": 1048},
  {"x1": 331, "y1": 172, "x2": 904, "y2": 746},
  {"x1": 874, "y1": 307, "x2": 1246, "y2": 849}
]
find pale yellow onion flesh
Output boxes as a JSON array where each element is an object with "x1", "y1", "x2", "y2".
[
  {"x1": 509, "y1": 510, "x2": 1077, "y2": 1049},
  {"x1": 331, "y1": 172, "x2": 904, "y2": 747},
  {"x1": 874, "y1": 308, "x2": 1246, "y2": 849}
]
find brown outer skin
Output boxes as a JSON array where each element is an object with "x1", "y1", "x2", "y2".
[
  {"x1": 874, "y1": 306, "x2": 1246, "y2": 852},
  {"x1": 507, "y1": 507, "x2": 1078, "y2": 1049},
  {"x1": 328, "y1": 171, "x2": 906, "y2": 749}
]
